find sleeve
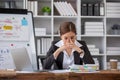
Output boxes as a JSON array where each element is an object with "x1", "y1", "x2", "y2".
[
  {"x1": 80, "y1": 50, "x2": 84, "y2": 58},
  {"x1": 43, "y1": 41, "x2": 58, "y2": 69},
  {"x1": 80, "y1": 41, "x2": 95, "y2": 64}
]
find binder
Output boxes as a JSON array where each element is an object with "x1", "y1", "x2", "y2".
[
  {"x1": 94, "y1": 3, "x2": 100, "y2": 16},
  {"x1": 88, "y1": 3, "x2": 93, "y2": 16},
  {"x1": 100, "y1": 3, "x2": 104, "y2": 16},
  {"x1": 81, "y1": 3, "x2": 87, "y2": 16}
]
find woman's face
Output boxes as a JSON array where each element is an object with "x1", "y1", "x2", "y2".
[{"x1": 61, "y1": 31, "x2": 76, "y2": 45}]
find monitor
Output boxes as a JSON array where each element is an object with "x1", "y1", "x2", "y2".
[{"x1": 11, "y1": 47, "x2": 33, "y2": 71}]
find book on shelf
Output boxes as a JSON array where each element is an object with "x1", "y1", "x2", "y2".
[
  {"x1": 107, "y1": 47, "x2": 120, "y2": 51},
  {"x1": 85, "y1": 28, "x2": 104, "y2": 32},
  {"x1": 3, "y1": 1, "x2": 17, "y2": 8},
  {"x1": 59, "y1": 1, "x2": 67, "y2": 16},
  {"x1": 93, "y1": 3, "x2": 100, "y2": 16},
  {"x1": 68, "y1": 3, "x2": 77, "y2": 16},
  {"x1": 81, "y1": 3, "x2": 87, "y2": 16},
  {"x1": 89, "y1": 50, "x2": 100, "y2": 55},
  {"x1": 87, "y1": 45, "x2": 96, "y2": 48},
  {"x1": 90, "y1": 52, "x2": 100, "y2": 55},
  {"x1": 81, "y1": 2, "x2": 104, "y2": 16},
  {"x1": 64, "y1": 1, "x2": 72, "y2": 16},
  {"x1": 54, "y1": 2, "x2": 63, "y2": 16},
  {"x1": 106, "y1": 2, "x2": 120, "y2": 7},
  {"x1": 85, "y1": 25, "x2": 103, "y2": 29},
  {"x1": 41, "y1": 38, "x2": 45, "y2": 54},
  {"x1": 37, "y1": 38, "x2": 51, "y2": 55},
  {"x1": 107, "y1": 13, "x2": 120, "y2": 16},
  {"x1": 88, "y1": 44, "x2": 100, "y2": 55},
  {"x1": 4, "y1": 2, "x2": 10, "y2": 8},
  {"x1": 84, "y1": 22, "x2": 104, "y2": 34},
  {"x1": 54, "y1": 1, "x2": 77, "y2": 16},
  {"x1": 88, "y1": 3, "x2": 93, "y2": 16},
  {"x1": 65, "y1": 1, "x2": 74, "y2": 16},
  {"x1": 85, "y1": 31, "x2": 104, "y2": 33},
  {"x1": 9, "y1": 1, "x2": 16, "y2": 8},
  {"x1": 107, "y1": 6, "x2": 120, "y2": 10},
  {"x1": 35, "y1": 28, "x2": 46, "y2": 36},
  {"x1": 37, "y1": 39, "x2": 41, "y2": 55},
  {"x1": 106, "y1": 5, "x2": 120, "y2": 16},
  {"x1": 107, "y1": 51, "x2": 120, "y2": 55},
  {"x1": 54, "y1": 1, "x2": 66, "y2": 16},
  {"x1": 107, "y1": 10, "x2": 120, "y2": 13},
  {"x1": 27, "y1": 1, "x2": 38, "y2": 16},
  {"x1": 106, "y1": 4, "x2": 120, "y2": 16},
  {"x1": 85, "y1": 32, "x2": 104, "y2": 36},
  {"x1": 89, "y1": 48, "x2": 99, "y2": 52},
  {"x1": 100, "y1": 3, "x2": 104, "y2": 16},
  {"x1": 85, "y1": 22, "x2": 103, "y2": 26},
  {"x1": 0, "y1": 2, "x2": 5, "y2": 8}
]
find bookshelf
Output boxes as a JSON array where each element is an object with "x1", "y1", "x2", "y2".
[{"x1": 1, "y1": 0, "x2": 120, "y2": 70}]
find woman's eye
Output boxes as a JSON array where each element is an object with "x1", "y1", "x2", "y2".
[
  {"x1": 71, "y1": 37, "x2": 74, "y2": 39},
  {"x1": 65, "y1": 37, "x2": 67, "y2": 40}
]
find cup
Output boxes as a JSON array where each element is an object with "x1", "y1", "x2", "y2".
[{"x1": 109, "y1": 59, "x2": 118, "y2": 70}]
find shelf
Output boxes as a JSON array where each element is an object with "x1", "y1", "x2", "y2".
[
  {"x1": 53, "y1": 16, "x2": 78, "y2": 18},
  {"x1": 92, "y1": 54, "x2": 105, "y2": 56},
  {"x1": 107, "y1": 54, "x2": 120, "y2": 56},
  {"x1": 35, "y1": 35, "x2": 52, "y2": 38},
  {"x1": 34, "y1": 16, "x2": 52, "y2": 18},
  {"x1": 81, "y1": 35, "x2": 104, "y2": 37},
  {"x1": 106, "y1": 35, "x2": 120, "y2": 37},
  {"x1": 81, "y1": 16, "x2": 104, "y2": 18}
]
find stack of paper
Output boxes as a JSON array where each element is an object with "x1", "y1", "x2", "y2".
[
  {"x1": 106, "y1": 2, "x2": 120, "y2": 16},
  {"x1": 107, "y1": 47, "x2": 120, "y2": 55},
  {"x1": 84, "y1": 22, "x2": 104, "y2": 36},
  {"x1": 87, "y1": 44, "x2": 100, "y2": 55},
  {"x1": 35, "y1": 28, "x2": 46, "y2": 36}
]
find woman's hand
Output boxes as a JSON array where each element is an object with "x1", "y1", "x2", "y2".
[
  {"x1": 53, "y1": 39, "x2": 83, "y2": 59},
  {"x1": 53, "y1": 44, "x2": 70, "y2": 59},
  {"x1": 69, "y1": 39, "x2": 83, "y2": 54},
  {"x1": 53, "y1": 40, "x2": 76, "y2": 59}
]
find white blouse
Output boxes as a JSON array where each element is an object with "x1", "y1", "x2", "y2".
[{"x1": 55, "y1": 40, "x2": 84, "y2": 69}]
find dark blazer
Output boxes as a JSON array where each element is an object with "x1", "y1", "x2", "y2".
[{"x1": 43, "y1": 40, "x2": 95, "y2": 70}]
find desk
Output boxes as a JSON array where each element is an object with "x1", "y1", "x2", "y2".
[{"x1": 0, "y1": 70, "x2": 120, "y2": 80}]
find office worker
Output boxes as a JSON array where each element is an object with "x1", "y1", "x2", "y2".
[{"x1": 43, "y1": 22, "x2": 94, "y2": 70}]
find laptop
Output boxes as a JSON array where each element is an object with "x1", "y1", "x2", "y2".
[{"x1": 11, "y1": 47, "x2": 33, "y2": 71}]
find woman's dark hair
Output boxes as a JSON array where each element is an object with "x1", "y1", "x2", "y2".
[{"x1": 59, "y1": 22, "x2": 77, "y2": 36}]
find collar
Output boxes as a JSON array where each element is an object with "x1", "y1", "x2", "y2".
[{"x1": 55, "y1": 40, "x2": 82, "y2": 47}]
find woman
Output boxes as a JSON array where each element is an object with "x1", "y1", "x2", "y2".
[{"x1": 43, "y1": 22, "x2": 94, "y2": 70}]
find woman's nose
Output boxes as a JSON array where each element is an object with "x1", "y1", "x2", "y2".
[{"x1": 67, "y1": 39, "x2": 71, "y2": 43}]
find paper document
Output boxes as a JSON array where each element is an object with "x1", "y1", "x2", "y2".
[
  {"x1": 49, "y1": 69, "x2": 71, "y2": 73},
  {"x1": 0, "y1": 47, "x2": 15, "y2": 69}
]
